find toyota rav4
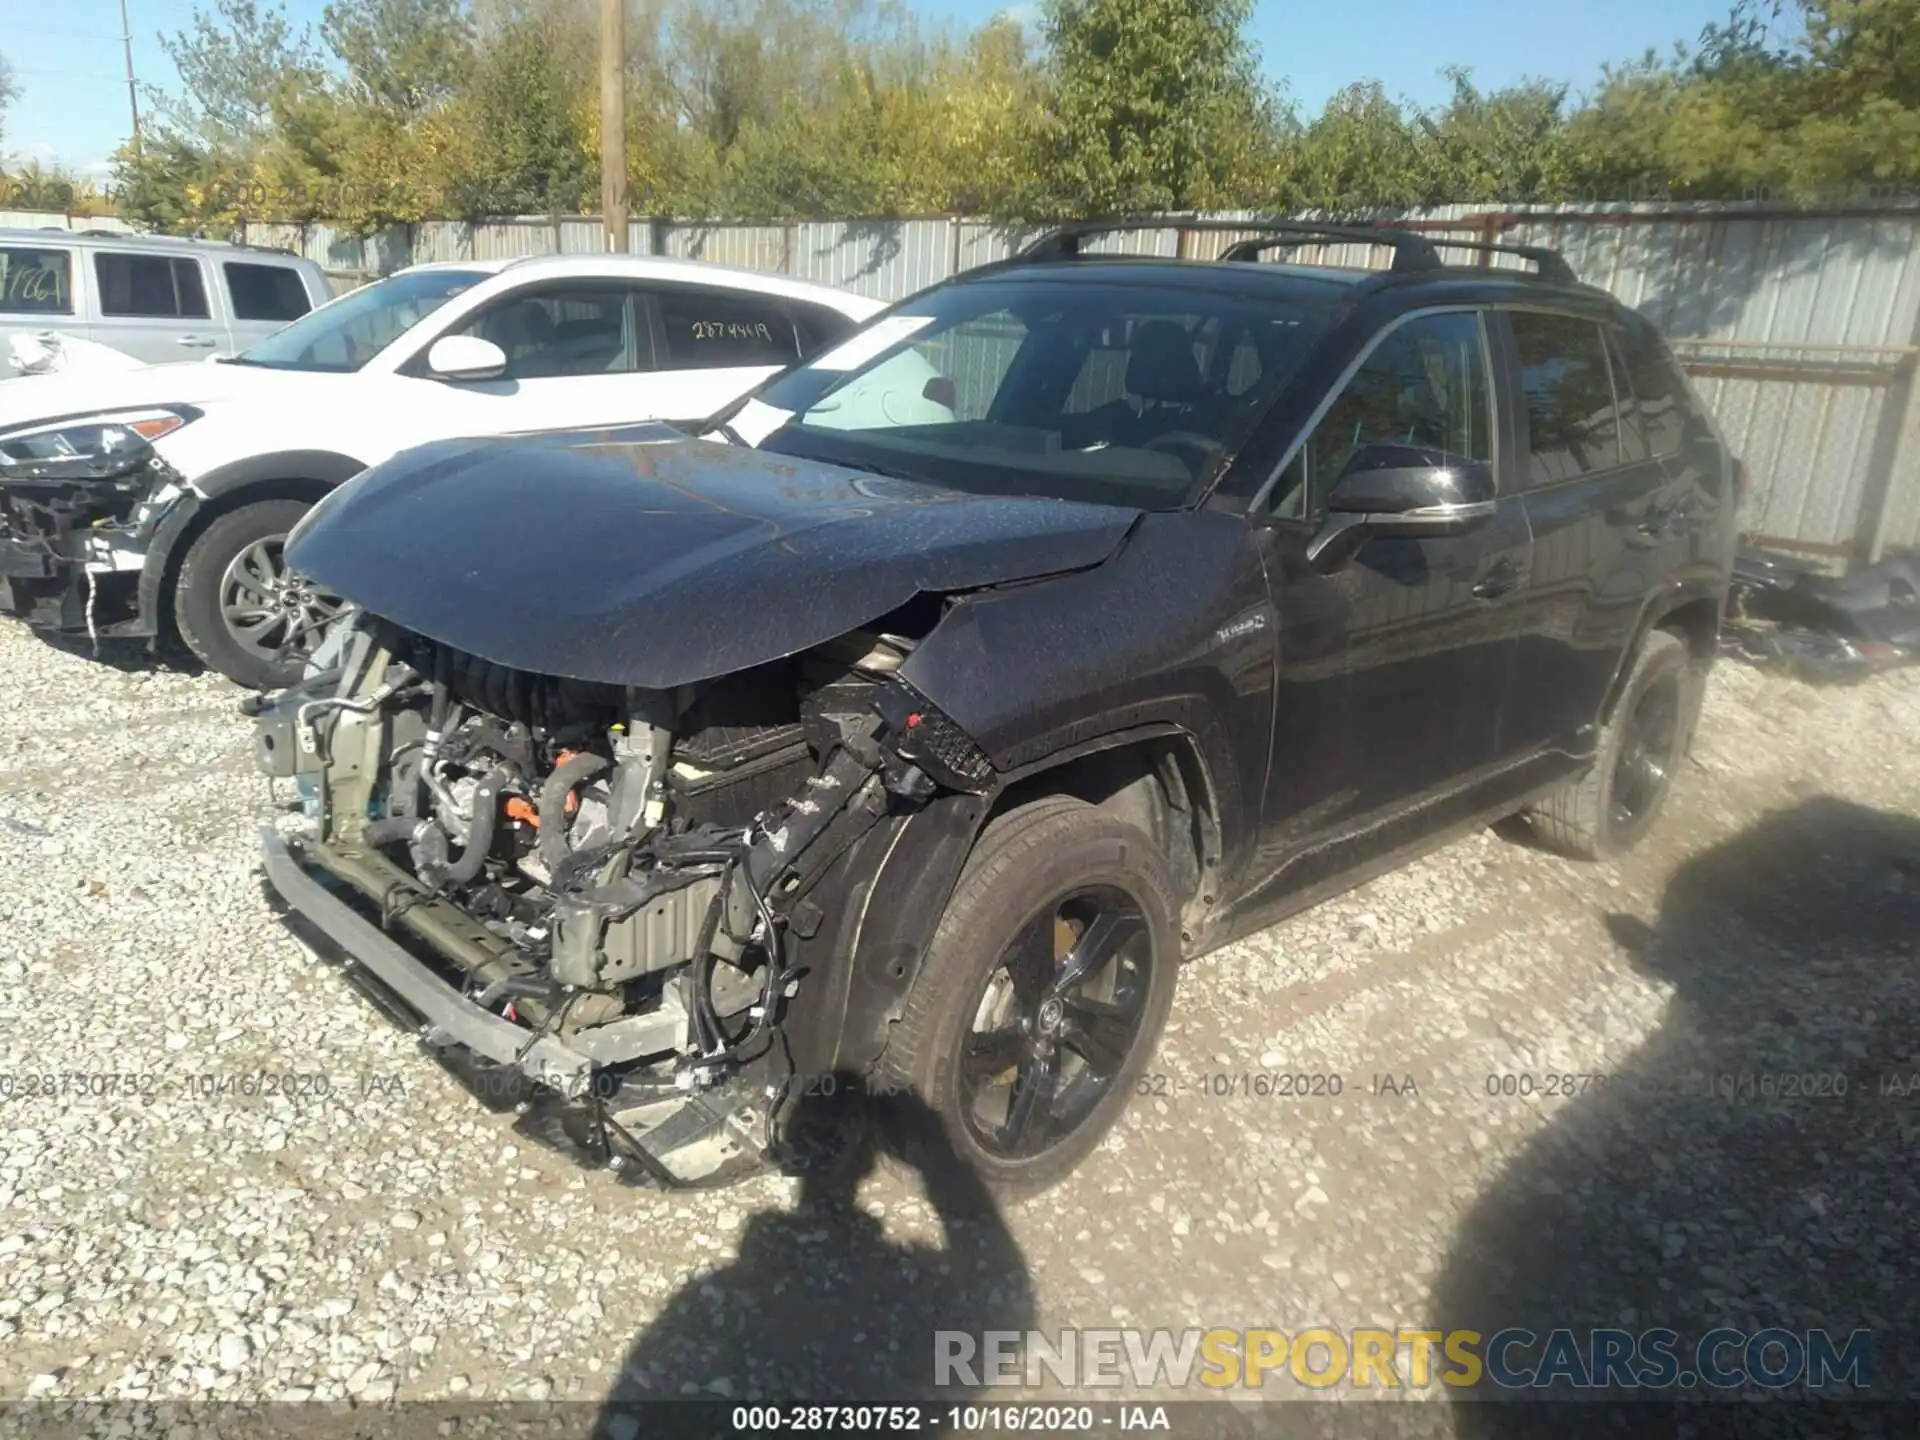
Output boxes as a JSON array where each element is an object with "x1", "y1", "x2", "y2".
[{"x1": 252, "y1": 221, "x2": 1739, "y2": 1193}]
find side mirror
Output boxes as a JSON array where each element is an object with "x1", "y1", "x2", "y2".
[
  {"x1": 1306, "y1": 444, "x2": 1496, "y2": 571},
  {"x1": 425, "y1": 335, "x2": 508, "y2": 383}
]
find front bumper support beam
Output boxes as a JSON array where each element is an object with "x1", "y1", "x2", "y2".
[{"x1": 259, "y1": 826, "x2": 597, "y2": 1096}]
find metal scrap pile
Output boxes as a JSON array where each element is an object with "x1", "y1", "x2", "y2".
[{"x1": 1723, "y1": 545, "x2": 1920, "y2": 682}]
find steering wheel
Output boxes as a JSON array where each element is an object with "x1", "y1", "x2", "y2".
[{"x1": 1144, "y1": 430, "x2": 1225, "y2": 477}]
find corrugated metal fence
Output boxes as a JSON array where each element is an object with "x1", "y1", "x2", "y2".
[{"x1": 9, "y1": 203, "x2": 1917, "y2": 559}]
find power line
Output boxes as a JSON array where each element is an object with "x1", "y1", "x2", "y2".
[
  {"x1": 7, "y1": 67, "x2": 131, "y2": 80},
  {"x1": 2, "y1": 26, "x2": 127, "y2": 40}
]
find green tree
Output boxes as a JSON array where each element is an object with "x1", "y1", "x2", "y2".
[
  {"x1": 0, "y1": 52, "x2": 17, "y2": 150},
  {"x1": 1283, "y1": 81, "x2": 1429, "y2": 213},
  {"x1": 158, "y1": 0, "x2": 326, "y2": 144},
  {"x1": 1039, "y1": 0, "x2": 1283, "y2": 214},
  {"x1": 442, "y1": 2, "x2": 594, "y2": 215},
  {"x1": 641, "y1": 0, "x2": 948, "y2": 215},
  {"x1": 1564, "y1": 0, "x2": 1920, "y2": 200},
  {"x1": 323, "y1": 0, "x2": 473, "y2": 117},
  {"x1": 925, "y1": 17, "x2": 1048, "y2": 216},
  {"x1": 106, "y1": 0, "x2": 1920, "y2": 227},
  {"x1": 1418, "y1": 69, "x2": 1579, "y2": 204},
  {"x1": 110, "y1": 133, "x2": 250, "y2": 231},
  {"x1": 3, "y1": 160, "x2": 94, "y2": 212}
]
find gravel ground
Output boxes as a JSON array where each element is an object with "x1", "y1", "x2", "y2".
[{"x1": 0, "y1": 617, "x2": 1915, "y2": 1427}]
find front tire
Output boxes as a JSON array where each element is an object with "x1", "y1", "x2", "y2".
[
  {"x1": 1527, "y1": 628, "x2": 1697, "y2": 859},
  {"x1": 878, "y1": 796, "x2": 1181, "y2": 1197},
  {"x1": 173, "y1": 500, "x2": 343, "y2": 688}
]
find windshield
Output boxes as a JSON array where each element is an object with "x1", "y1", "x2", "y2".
[
  {"x1": 231, "y1": 268, "x2": 486, "y2": 372},
  {"x1": 744, "y1": 276, "x2": 1335, "y2": 509}
]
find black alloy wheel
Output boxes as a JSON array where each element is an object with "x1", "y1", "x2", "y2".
[
  {"x1": 954, "y1": 886, "x2": 1155, "y2": 1160},
  {"x1": 879, "y1": 796, "x2": 1181, "y2": 1195},
  {"x1": 1527, "y1": 627, "x2": 1695, "y2": 859},
  {"x1": 1610, "y1": 668, "x2": 1682, "y2": 830}
]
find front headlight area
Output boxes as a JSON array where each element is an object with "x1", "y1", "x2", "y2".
[
  {"x1": 0, "y1": 407, "x2": 200, "y2": 635},
  {"x1": 0, "y1": 407, "x2": 197, "y2": 483}
]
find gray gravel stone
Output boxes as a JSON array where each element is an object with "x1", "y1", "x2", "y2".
[{"x1": 0, "y1": 619, "x2": 1913, "y2": 1407}]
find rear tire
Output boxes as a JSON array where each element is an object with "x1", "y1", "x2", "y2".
[
  {"x1": 173, "y1": 500, "x2": 340, "y2": 688},
  {"x1": 1527, "y1": 628, "x2": 1697, "y2": 859},
  {"x1": 877, "y1": 796, "x2": 1181, "y2": 1197}
]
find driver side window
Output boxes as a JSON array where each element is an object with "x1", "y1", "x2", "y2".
[{"x1": 1270, "y1": 310, "x2": 1492, "y2": 518}]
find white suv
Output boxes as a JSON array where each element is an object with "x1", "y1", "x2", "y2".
[
  {"x1": 1, "y1": 228, "x2": 333, "y2": 376},
  {"x1": 0, "y1": 254, "x2": 881, "y2": 685}
]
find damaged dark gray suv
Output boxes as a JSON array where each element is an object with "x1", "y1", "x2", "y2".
[{"x1": 253, "y1": 221, "x2": 1739, "y2": 1193}]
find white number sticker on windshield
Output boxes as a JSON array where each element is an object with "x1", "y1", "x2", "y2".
[{"x1": 690, "y1": 320, "x2": 773, "y2": 343}]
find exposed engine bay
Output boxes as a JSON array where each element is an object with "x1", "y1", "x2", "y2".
[{"x1": 252, "y1": 604, "x2": 993, "y2": 1186}]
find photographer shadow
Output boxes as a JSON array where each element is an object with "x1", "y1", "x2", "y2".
[
  {"x1": 593, "y1": 1082, "x2": 1036, "y2": 1438},
  {"x1": 1434, "y1": 796, "x2": 1920, "y2": 1436}
]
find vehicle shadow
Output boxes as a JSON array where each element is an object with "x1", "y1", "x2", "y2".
[
  {"x1": 591, "y1": 1083, "x2": 1037, "y2": 1439},
  {"x1": 34, "y1": 627, "x2": 207, "y2": 679},
  {"x1": 1434, "y1": 796, "x2": 1919, "y2": 1436}
]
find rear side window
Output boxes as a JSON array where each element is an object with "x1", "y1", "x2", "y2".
[
  {"x1": 0, "y1": 247, "x2": 73, "y2": 314},
  {"x1": 1616, "y1": 322, "x2": 1690, "y2": 458},
  {"x1": 1510, "y1": 311, "x2": 1627, "y2": 484},
  {"x1": 1603, "y1": 329, "x2": 1649, "y2": 464},
  {"x1": 94, "y1": 253, "x2": 211, "y2": 319},
  {"x1": 224, "y1": 262, "x2": 313, "y2": 322},
  {"x1": 656, "y1": 290, "x2": 803, "y2": 369}
]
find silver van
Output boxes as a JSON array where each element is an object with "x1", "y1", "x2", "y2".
[{"x1": 0, "y1": 228, "x2": 333, "y2": 376}]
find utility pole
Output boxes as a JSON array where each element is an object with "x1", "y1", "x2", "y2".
[
  {"x1": 599, "y1": 0, "x2": 627, "y2": 252},
  {"x1": 119, "y1": 0, "x2": 143, "y2": 155}
]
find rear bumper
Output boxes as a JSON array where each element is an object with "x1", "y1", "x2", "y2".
[{"x1": 259, "y1": 826, "x2": 597, "y2": 1096}]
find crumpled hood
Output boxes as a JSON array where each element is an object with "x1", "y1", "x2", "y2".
[
  {"x1": 288, "y1": 426, "x2": 1140, "y2": 688},
  {"x1": 0, "y1": 358, "x2": 295, "y2": 430}
]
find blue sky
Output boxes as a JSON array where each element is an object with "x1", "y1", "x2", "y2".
[{"x1": 5, "y1": 0, "x2": 1738, "y2": 179}]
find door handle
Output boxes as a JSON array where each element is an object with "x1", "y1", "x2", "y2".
[
  {"x1": 1471, "y1": 558, "x2": 1524, "y2": 600},
  {"x1": 176, "y1": 334, "x2": 218, "y2": 348}
]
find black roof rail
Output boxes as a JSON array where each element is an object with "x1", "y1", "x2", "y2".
[
  {"x1": 1425, "y1": 236, "x2": 1577, "y2": 281},
  {"x1": 1021, "y1": 218, "x2": 1445, "y2": 273},
  {"x1": 1016, "y1": 217, "x2": 1579, "y2": 282},
  {"x1": 1214, "y1": 226, "x2": 1444, "y2": 272}
]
